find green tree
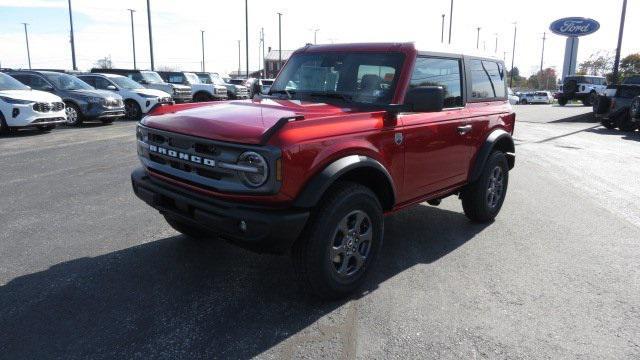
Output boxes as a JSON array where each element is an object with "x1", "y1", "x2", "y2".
[{"x1": 620, "y1": 53, "x2": 640, "y2": 77}]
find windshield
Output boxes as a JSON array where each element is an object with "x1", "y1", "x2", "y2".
[
  {"x1": 185, "y1": 73, "x2": 201, "y2": 84},
  {"x1": 197, "y1": 74, "x2": 212, "y2": 84},
  {"x1": 111, "y1": 76, "x2": 143, "y2": 89},
  {"x1": 269, "y1": 52, "x2": 405, "y2": 105},
  {"x1": 0, "y1": 73, "x2": 30, "y2": 90},
  {"x1": 228, "y1": 79, "x2": 244, "y2": 85},
  {"x1": 164, "y1": 73, "x2": 187, "y2": 84},
  {"x1": 141, "y1": 71, "x2": 165, "y2": 83},
  {"x1": 211, "y1": 75, "x2": 226, "y2": 86},
  {"x1": 44, "y1": 72, "x2": 93, "y2": 90}
]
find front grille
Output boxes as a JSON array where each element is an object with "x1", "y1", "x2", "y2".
[
  {"x1": 158, "y1": 97, "x2": 173, "y2": 104},
  {"x1": 33, "y1": 102, "x2": 65, "y2": 112},
  {"x1": 104, "y1": 98, "x2": 123, "y2": 108}
]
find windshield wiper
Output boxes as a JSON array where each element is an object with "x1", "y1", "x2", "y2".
[{"x1": 308, "y1": 92, "x2": 353, "y2": 101}]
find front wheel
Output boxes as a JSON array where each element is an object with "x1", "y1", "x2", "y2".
[
  {"x1": 630, "y1": 97, "x2": 640, "y2": 119},
  {"x1": 124, "y1": 100, "x2": 142, "y2": 120},
  {"x1": 558, "y1": 97, "x2": 568, "y2": 106},
  {"x1": 292, "y1": 182, "x2": 383, "y2": 300},
  {"x1": 65, "y1": 102, "x2": 83, "y2": 126},
  {"x1": 462, "y1": 151, "x2": 509, "y2": 223},
  {"x1": 601, "y1": 119, "x2": 616, "y2": 129}
]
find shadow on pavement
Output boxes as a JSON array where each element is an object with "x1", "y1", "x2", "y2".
[
  {"x1": 549, "y1": 111, "x2": 595, "y2": 124},
  {"x1": 0, "y1": 203, "x2": 488, "y2": 359},
  {"x1": 585, "y1": 127, "x2": 640, "y2": 142}
]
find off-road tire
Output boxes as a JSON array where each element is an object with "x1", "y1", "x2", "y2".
[
  {"x1": 292, "y1": 181, "x2": 383, "y2": 300},
  {"x1": 631, "y1": 97, "x2": 640, "y2": 119},
  {"x1": 601, "y1": 119, "x2": 616, "y2": 129},
  {"x1": 193, "y1": 92, "x2": 212, "y2": 102},
  {"x1": 618, "y1": 112, "x2": 638, "y2": 132},
  {"x1": 0, "y1": 112, "x2": 9, "y2": 134},
  {"x1": 593, "y1": 95, "x2": 611, "y2": 115},
  {"x1": 164, "y1": 215, "x2": 215, "y2": 240},
  {"x1": 462, "y1": 151, "x2": 509, "y2": 223},
  {"x1": 558, "y1": 97, "x2": 568, "y2": 106},
  {"x1": 521, "y1": 99, "x2": 528, "y2": 105}
]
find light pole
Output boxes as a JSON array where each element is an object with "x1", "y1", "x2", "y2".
[
  {"x1": 237, "y1": 40, "x2": 241, "y2": 76},
  {"x1": 540, "y1": 32, "x2": 546, "y2": 73},
  {"x1": 259, "y1": 27, "x2": 264, "y2": 78},
  {"x1": 22, "y1": 23, "x2": 31, "y2": 69},
  {"x1": 277, "y1": 12, "x2": 283, "y2": 68},
  {"x1": 127, "y1": 9, "x2": 137, "y2": 69},
  {"x1": 494, "y1": 33, "x2": 498, "y2": 53},
  {"x1": 146, "y1": 0, "x2": 154, "y2": 70},
  {"x1": 476, "y1": 27, "x2": 481, "y2": 49},
  {"x1": 612, "y1": 0, "x2": 628, "y2": 84},
  {"x1": 313, "y1": 28, "x2": 319, "y2": 44},
  {"x1": 245, "y1": 0, "x2": 249, "y2": 79},
  {"x1": 510, "y1": 22, "x2": 517, "y2": 88},
  {"x1": 67, "y1": 0, "x2": 77, "y2": 70},
  {"x1": 441, "y1": 14, "x2": 445, "y2": 43},
  {"x1": 448, "y1": 0, "x2": 453, "y2": 44},
  {"x1": 201, "y1": 30, "x2": 205, "y2": 72}
]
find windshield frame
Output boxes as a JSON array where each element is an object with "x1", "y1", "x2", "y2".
[
  {"x1": 268, "y1": 51, "x2": 406, "y2": 106},
  {"x1": 111, "y1": 76, "x2": 144, "y2": 90},
  {"x1": 140, "y1": 71, "x2": 165, "y2": 84}
]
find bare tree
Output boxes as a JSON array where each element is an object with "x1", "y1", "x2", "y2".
[{"x1": 94, "y1": 55, "x2": 113, "y2": 69}]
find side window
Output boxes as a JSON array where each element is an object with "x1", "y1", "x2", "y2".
[
  {"x1": 81, "y1": 76, "x2": 96, "y2": 87},
  {"x1": 16, "y1": 75, "x2": 50, "y2": 91},
  {"x1": 130, "y1": 73, "x2": 143, "y2": 82},
  {"x1": 470, "y1": 59, "x2": 505, "y2": 99},
  {"x1": 95, "y1": 77, "x2": 112, "y2": 90},
  {"x1": 410, "y1": 57, "x2": 463, "y2": 108},
  {"x1": 11, "y1": 74, "x2": 33, "y2": 87},
  {"x1": 483, "y1": 61, "x2": 506, "y2": 98}
]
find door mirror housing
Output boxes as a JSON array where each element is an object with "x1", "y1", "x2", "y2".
[
  {"x1": 106, "y1": 85, "x2": 117, "y2": 91},
  {"x1": 403, "y1": 86, "x2": 445, "y2": 112},
  {"x1": 138, "y1": 79, "x2": 148, "y2": 85}
]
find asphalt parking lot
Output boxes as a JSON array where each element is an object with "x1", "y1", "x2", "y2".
[{"x1": 1, "y1": 105, "x2": 639, "y2": 359}]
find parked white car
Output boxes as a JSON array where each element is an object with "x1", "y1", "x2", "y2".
[
  {"x1": 508, "y1": 88, "x2": 519, "y2": 105},
  {"x1": 519, "y1": 91, "x2": 553, "y2": 105},
  {"x1": 0, "y1": 72, "x2": 66, "y2": 132},
  {"x1": 158, "y1": 71, "x2": 228, "y2": 102},
  {"x1": 78, "y1": 73, "x2": 173, "y2": 120}
]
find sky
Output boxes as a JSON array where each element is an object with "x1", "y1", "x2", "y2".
[{"x1": 0, "y1": 0, "x2": 637, "y2": 77}]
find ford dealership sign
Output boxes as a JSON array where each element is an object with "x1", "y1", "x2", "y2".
[{"x1": 550, "y1": 17, "x2": 600, "y2": 37}]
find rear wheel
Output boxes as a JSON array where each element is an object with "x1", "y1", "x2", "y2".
[
  {"x1": 164, "y1": 215, "x2": 215, "y2": 240},
  {"x1": 292, "y1": 182, "x2": 383, "y2": 300},
  {"x1": 618, "y1": 112, "x2": 638, "y2": 132},
  {"x1": 64, "y1": 102, "x2": 83, "y2": 126},
  {"x1": 593, "y1": 96, "x2": 611, "y2": 114},
  {"x1": 124, "y1": 100, "x2": 142, "y2": 120},
  {"x1": 521, "y1": 99, "x2": 528, "y2": 105},
  {"x1": 558, "y1": 97, "x2": 568, "y2": 106},
  {"x1": 601, "y1": 119, "x2": 616, "y2": 129},
  {"x1": 193, "y1": 92, "x2": 212, "y2": 102},
  {"x1": 462, "y1": 151, "x2": 509, "y2": 223}
]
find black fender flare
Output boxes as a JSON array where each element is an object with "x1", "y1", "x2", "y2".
[
  {"x1": 469, "y1": 129, "x2": 515, "y2": 182},
  {"x1": 293, "y1": 155, "x2": 396, "y2": 209}
]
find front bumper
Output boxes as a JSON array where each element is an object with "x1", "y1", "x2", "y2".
[
  {"x1": 82, "y1": 103, "x2": 126, "y2": 120},
  {"x1": 131, "y1": 167, "x2": 309, "y2": 254},
  {"x1": 172, "y1": 93, "x2": 192, "y2": 103},
  {"x1": 4, "y1": 104, "x2": 67, "y2": 127}
]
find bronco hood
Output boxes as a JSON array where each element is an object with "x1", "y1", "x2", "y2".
[{"x1": 142, "y1": 98, "x2": 352, "y2": 144}]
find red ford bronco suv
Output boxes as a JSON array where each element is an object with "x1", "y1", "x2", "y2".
[{"x1": 131, "y1": 43, "x2": 515, "y2": 299}]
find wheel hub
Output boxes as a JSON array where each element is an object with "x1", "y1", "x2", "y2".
[{"x1": 330, "y1": 210, "x2": 372, "y2": 277}]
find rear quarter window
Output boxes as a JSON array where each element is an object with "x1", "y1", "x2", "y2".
[{"x1": 469, "y1": 59, "x2": 506, "y2": 100}]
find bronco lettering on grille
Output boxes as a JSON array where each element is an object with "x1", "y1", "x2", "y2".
[{"x1": 148, "y1": 144, "x2": 216, "y2": 167}]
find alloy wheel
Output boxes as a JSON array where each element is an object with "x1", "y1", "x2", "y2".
[
  {"x1": 66, "y1": 106, "x2": 78, "y2": 125},
  {"x1": 486, "y1": 166, "x2": 504, "y2": 209},
  {"x1": 330, "y1": 210, "x2": 372, "y2": 278},
  {"x1": 125, "y1": 102, "x2": 140, "y2": 120}
]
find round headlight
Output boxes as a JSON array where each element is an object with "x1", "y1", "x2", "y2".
[{"x1": 237, "y1": 151, "x2": 268, "y2": 187}]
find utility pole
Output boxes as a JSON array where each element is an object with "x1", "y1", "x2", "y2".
[
  {"x1": 540, "y1": 32, "x2": 546, "y2": 73},
  {"x1": 448, "y1": 0, "x2": 453, "y2": 44},
  {"x1": 494, "y1": 33, "x2": 498, "y2": 53},
  {"x1": 200, "y1": 30, "x2": 205, "y2": 72},
  {"x1": 22, "y1": 23, "x2": 31, "y2": 69},
  {"x1": 245, "y1": 0, "x2": 249, "y2": 78},
  {"x1": 313, "y1": 28, "x2": 319, "y2": 44},
  {"x1": 146, "y1": 0, "x2": 154, "y2": 70},
  {"x1": 67, "y1": 0, "x2": 77, "y2": 70},
  {"x1": 441, "y1": 14, "x2": 445, "y2": 43},
  {"x1": 510, "y1": 22, "x2": 517, "y2": 88},
  {"x1": 612, "y1": 0, "x2": 628, "y2": 84},
  {"x1": 277, "y1": 12, "x2": 283, "y2": 68},
  {"x1": 127, "y1": 9, "x2": 137, "y2": 69},
  {"x1": 476, "y1": 27, "x2": 481, "y2": 49},
  {"x1": 503, "y1": 51, "x2": 507, "y2": 62},
  {"x1": 237, "y1": 40, "x2": 241, "y2": 76}
]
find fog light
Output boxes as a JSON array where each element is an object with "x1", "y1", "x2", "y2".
[{"x1": 239, "y1": 220, "x2": 247, "y2": 232}]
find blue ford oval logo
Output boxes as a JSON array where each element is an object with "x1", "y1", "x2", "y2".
[{"x1": 550, "y1": 17, "x2": 600, "y2": 37}]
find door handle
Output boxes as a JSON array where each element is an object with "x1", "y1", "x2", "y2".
[{"x1": 457, "y1": 124, "x2": 473, "y2": 135}]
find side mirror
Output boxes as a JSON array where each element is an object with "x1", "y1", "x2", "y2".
[
  {"x1": 403, "y1": 86, "x2": 445, "y2": 112},
  {"x1": 106, "y1": 85, "x2": 117, "y2": 91},
  {"x1": 138, "y1": 79, "x2": 148, "y2": 85}
]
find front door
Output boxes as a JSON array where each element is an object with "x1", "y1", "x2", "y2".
[{"x1": 400, "y1": 56, "x2": 474, "y2": 202}]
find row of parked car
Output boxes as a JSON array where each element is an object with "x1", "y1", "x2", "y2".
[
  {"x1": 0, "y1": 67, "x2": 274, "y2": 133},
  {"x1": 592, "y1": 76, "x2": 640, "y2": 132}
]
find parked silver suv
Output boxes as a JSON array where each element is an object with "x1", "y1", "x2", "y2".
[{"x1": 91, "y1": 69, "x2": 192, "y2": 103}]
